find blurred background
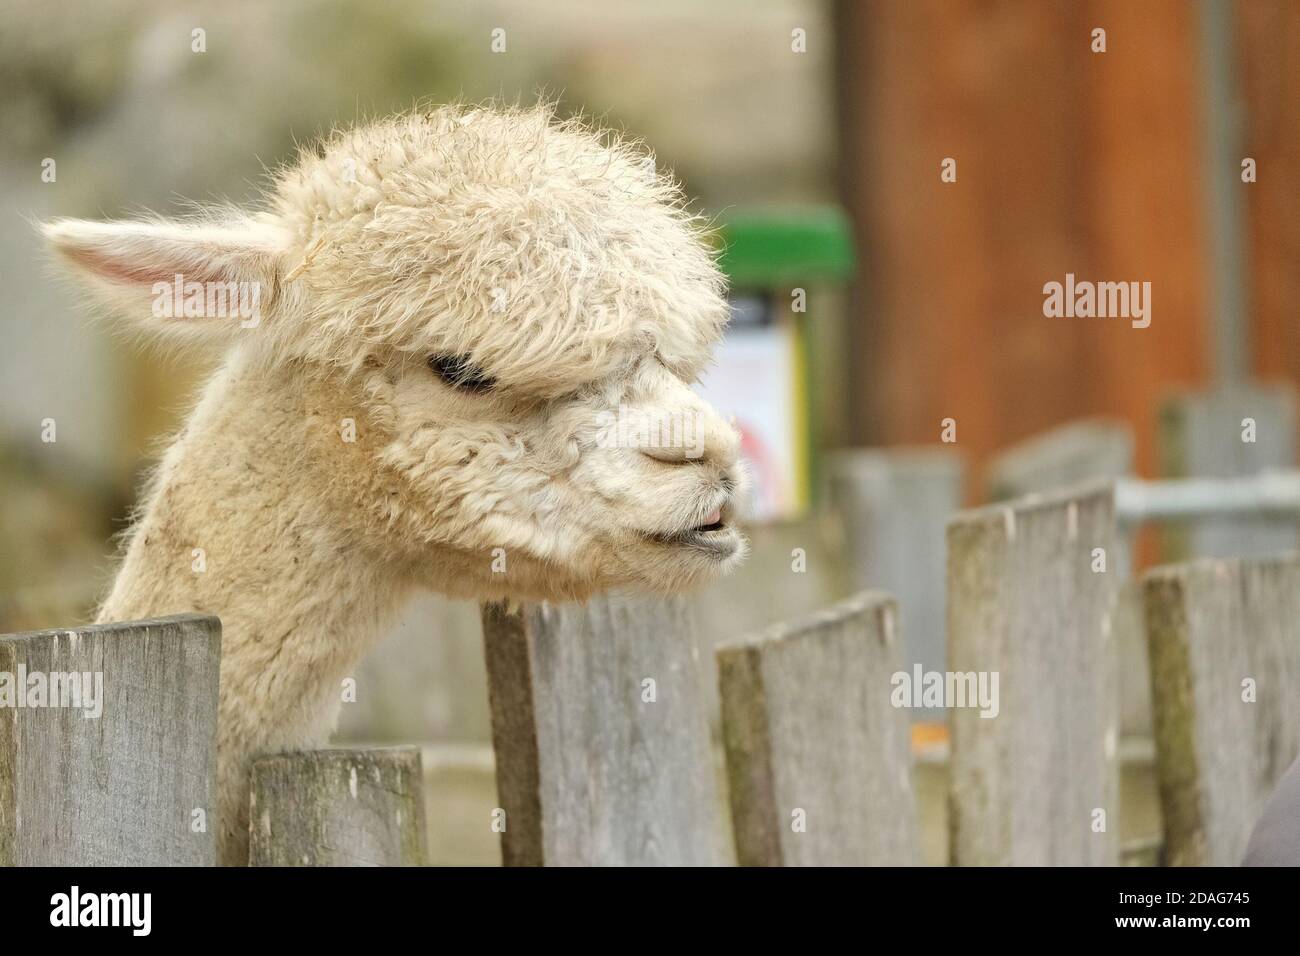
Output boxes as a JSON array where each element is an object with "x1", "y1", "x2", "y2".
[{"x1": 2, "y1": 0, "x2": 1298, "y2": 864}]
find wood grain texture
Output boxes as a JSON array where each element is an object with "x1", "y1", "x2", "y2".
[
  {"x1": 947, "y1": 482, "x2": 1120, "y2": 865},
  {"x1": 481, "y1": 593, "x2": 726, "y2": 866},
  {"x1": 248, "y1": 748, "x2": 427, "y2": 866},
  {"x1": 690, "y1": 518, "x2": 850, "y2": 738},
  {"x1": 984, "y1": 420, "x2": 1147, "y2": 736},
  {"x1": 718, "y1": 590, "x2": 918, "y2": 866},
  {"x1": 1142, "y1": 555, "x2": 1300, "y2": 866},
  {"x1": 1158, "y1": 385, "x2": 1298, "y2": 560},
  {"x1": 0, "y1": 613, "x2": 220, "y2": 866},
  {"x1": 826, "y1": 448, "x2": 964, "y2": 720}
]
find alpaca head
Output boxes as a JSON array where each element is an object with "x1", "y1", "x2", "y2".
[{"x1": 43, "y1": 104, "x2": 748, "y2": 601}]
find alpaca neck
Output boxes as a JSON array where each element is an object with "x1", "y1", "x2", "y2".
[{"x1": 96, "y1": 349, "x2": 413, "y2": 862}]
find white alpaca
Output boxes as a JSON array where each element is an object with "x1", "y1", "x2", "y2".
[{"x1": 43, "y1": 104, "x2": 748, "y2": 865}]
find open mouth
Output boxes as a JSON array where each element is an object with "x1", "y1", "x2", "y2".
[
  {"x1": 645, "y1": 506, "x2": 739, "y2": 557},
  {"x1": 694, "y1": 507, "x2": 725, "y2": 533}
]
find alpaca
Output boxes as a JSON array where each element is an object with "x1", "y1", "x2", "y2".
[{"x1": 42, "y1": 104, "x2": 749, "y2": 865}]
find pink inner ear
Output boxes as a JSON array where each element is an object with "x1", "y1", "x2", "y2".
[{"x1": 63, "y1": 245, "x2": 220, "y2": 287}]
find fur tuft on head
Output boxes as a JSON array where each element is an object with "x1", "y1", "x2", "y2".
[
  {"x1": 270, "y1": 102, "x2": 728, "y2": 389},
  {"x1": 43, "y1": 102, "x2": 729, "y2": 394}
]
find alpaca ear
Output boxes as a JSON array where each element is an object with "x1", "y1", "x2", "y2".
[{"x1": 41, "y1": 217, "x2": 285, "y2": 343}]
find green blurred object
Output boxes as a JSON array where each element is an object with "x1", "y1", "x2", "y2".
[
  {"x1": 700, "y1": 207, "x2": 856, "y2": 522},
  {"x1": 715, "y1": 208, "x2": 856, "y2": 289}
]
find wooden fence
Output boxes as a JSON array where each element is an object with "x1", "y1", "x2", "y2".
[
  {"x1": 718, "y1": 591, "x2": 918, "y2": 865},
  {"x1": 947, "y1": 482, "x2": 1120, "y2": 865},
  {"x1": 1159, "y1": 384, "x2": 1297, "y2": 560},
  {"x1": 0, "y1": 614, "x2": 427, "y2": 866},
  {"x1": 3, "y1": 387, "x2": 1298, "y2": 866},
  {"x1": 480, "y1": 595, "x2": 726, "y2": 866},
  {"x1": 826, "y1": 449, "x2": 964, "y2": 722},
  {"x1": 0, "y1": 614, "x2": 219, "y2": 866},
  {"x1": 248, "y1": 749, "x2": 426, "y2": 866},
  {"x1": 1143, "y1": 555, "x2": 1300, "y2": 866}
]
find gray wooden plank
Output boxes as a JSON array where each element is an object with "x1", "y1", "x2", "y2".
[
  {"x1": 986, "y1": 418, "x2": 1134, "y2": 503},
  {"x1": 1142, "y1": 554, "x2": 1300, "y2": 866},
  {"x1": 336, "y1": 594, "x2": 490, "y2": 745},
  {"x1": 690, "y1": 516, "x2": 849, "y2": 737},
  {"x1": 826, "y1": 448, "x2": 965, "y2": 720},
  {"x1": 248, "y1": 748, "x2": 427, "y2": 866},
  {"x1": 0, "y1": 613, "x2": 220, "y2": 866},
  {"x1": 718, "y1": 590, "x2": 918, "y2": 866},
  {"x1": 1159, "y1": 384, "x2": 1298, "y2": 559},
  {"x1": 985, "y1": 420, "x2": 1148, "y2": 738},
  {"x1": 947, "y1": 482, "x2": 1120, "y2": 865},
  {"x1": 481, "y1": 593, "x2": 726, "y2": 866}
]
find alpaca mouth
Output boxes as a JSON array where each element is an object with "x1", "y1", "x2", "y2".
[
  {"x1": 693, "y1": 506, "x2": 726, "y2": 533},
  {"x1": 645, "y1": 506, "x2": 739, "y2": 557}
]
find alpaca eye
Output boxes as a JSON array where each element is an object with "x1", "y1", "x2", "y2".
[{"x1": 427, "y1": 354, "x2": 496, "y2": 393}]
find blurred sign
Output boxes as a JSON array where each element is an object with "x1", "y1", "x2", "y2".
[
  {"x1": 699, "y1": 209, "x2": 855, "y2": 522},
  {"x1": 697, "y1": 296, "x2": 803, "y2": 521}
]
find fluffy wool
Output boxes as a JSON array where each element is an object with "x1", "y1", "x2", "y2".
[{"x1": 42, "y1": 103, "x2": 748, "y2": 865}]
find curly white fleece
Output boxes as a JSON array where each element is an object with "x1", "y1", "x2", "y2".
[{"x1": 44, "y1": 103, "x2": 747, "y2": 865}]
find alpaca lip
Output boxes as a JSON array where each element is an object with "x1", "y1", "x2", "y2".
[{"x1": 646, "y1": 515, "x2": 738, "y2": 557}]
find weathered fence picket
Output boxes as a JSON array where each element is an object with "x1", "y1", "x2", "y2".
[
  {"x1": 480, "y1": 593, "x2": 727, "y2": 866},
  {"x1": 717, "y1": 591, "x2": 918, "y2": 866},
  {"x1": 1142, "y1": 554, "x2": 1300, "y2": 866},
  {"x1": 984, "y1": 421, "x2": 1149, "y2": 738},
  {"x1": 248, "y1": 748, "x2": 427, "y2": 866},
  {"x1": 690, "y1": 518, "x2": 848, "y2": 732},
  {"x1": 947, "y1": 482, "x2": 1120, "y2": 865},
  {"x1": 1159, "y1": 384, "x2": 1298, "y2": 560},
  {"x1": 337, "y1": 594, "x2": 492, "y2": 746},
  {"x1": 0, "y1": 613, "x2": 220, "y2": 866},
  {"x1": 986, "y1": 419, "x2": 1134, "y2": 504},
  {"x1": 826, "y1": 448, "x2": 965, "y2": 720}
]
